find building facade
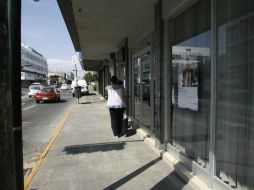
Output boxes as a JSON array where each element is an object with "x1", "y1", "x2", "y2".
[
  {"x1": 48, "y1": 72, "x2": 73, "y2": 85},
  {"x1": 59, "y1": 0, "x2": 254, "y2": 189},
  {"x1": 21, "y1": 44, "x2": 48, "y2": 87}
]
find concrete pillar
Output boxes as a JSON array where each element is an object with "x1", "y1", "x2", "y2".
[
  {"x1": 0, "y1": 1, "x2": 17, "y2": 189},
  {"x1": 151, "y1": 0, "x2": 164, "y2": 142},
  {"x1": 9, "y1": 0, "x2": 24, "y2": 188}
]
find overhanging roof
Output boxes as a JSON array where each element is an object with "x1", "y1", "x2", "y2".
[
  {"x1": 57, "y1": 0, "x2": 157, "y2": 70},
  {"x1": 57, "y1": 0, "x2": 81, "y2": 51},
  {"x1": 81, "y1": 60, "x2": 106, "y2": 71}
]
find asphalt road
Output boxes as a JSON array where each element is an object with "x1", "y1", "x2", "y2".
[{"x1": 22, "y1": 89, "x2": 75, "y2": 176}]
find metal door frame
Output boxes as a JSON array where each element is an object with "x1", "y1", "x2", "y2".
[
  {"x1": 165, "y1": 0, "x2": 215, "y2": 188},
  {"x1": 132, "y1": 46, "x2": 153, "y2": 129}
]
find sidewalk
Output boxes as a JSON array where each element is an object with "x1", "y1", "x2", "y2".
[{"x1": 29, "y1": 92, "x2": 194, "y2": 190}]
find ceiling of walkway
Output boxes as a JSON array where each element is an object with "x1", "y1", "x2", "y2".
[{"x1": 57, "y1": 0, "x2": 157, "y2": 70}]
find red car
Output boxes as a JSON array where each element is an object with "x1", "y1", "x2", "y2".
[{"x1": 35, "y1": 86, "x2": 60, "y2": 103}]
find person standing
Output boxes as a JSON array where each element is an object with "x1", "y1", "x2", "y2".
[{"x1": 106, "y1": 76, "x2": 126, "y2": 138}]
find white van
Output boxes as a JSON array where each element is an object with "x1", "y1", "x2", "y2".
[
  {"x1": 28, "y1": 84, "x2": 42, "y2": 97},
  {"x1": 71, "y1": 79, "x2": 89, "y2": 97}
]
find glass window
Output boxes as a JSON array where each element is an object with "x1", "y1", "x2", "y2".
[
  {"x1": 133, "y1": 52, "x2": 151, "y2": 128},
  {"x1": 216, "y1": 0, "x2": 254, "y2": 189},
  {"x1": 171, "y1": 0, "x2": 211, "y2": 169},
  {"x1": 141, "y1": 53, "x2": 151, "y2": 127}
]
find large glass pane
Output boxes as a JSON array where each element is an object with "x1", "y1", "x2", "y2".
[
  {"x1": 134, "y1": 57, "x2": 141, "y2": 122},
  {"x1": 141, "y1": 53, "x2": 151, "y2": 127},
  {"x1": 216, "y1": 0, "x2": 254, "y2": 189},
  {"x1": 171, "y1": 0, "x2": 211, "y2": 169}
]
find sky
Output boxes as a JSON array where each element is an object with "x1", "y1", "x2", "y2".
[{"x1": 21, "y1": 0, "x2": 85, "y2": 78}]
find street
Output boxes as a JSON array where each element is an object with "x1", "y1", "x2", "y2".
[{"x1": 22, "y1": 88, "x2": 75, "y2": 177}]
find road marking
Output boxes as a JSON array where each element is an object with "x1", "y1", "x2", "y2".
[
  {"x1": 23, "y1": 105, "x2": 36, "y2": 111},
  {"x1": 24, "y1": 101, "x2": 76, "y2": 190}
]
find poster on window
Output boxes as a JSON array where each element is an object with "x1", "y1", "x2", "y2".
[{"x1": 177, "y1": 61, "x2": 199, "y2": 111}]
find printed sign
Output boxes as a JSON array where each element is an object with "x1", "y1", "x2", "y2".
[{"x1": 177, "y1": 61, "x2": 199, "y2": 111}]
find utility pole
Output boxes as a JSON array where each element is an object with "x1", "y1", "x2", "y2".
[
  {"x1": 75, "y1": 63, "x2": 78, "y2": 79},
  {"x1": 72, "y1": 54, "x2": 78, "y2": 85},
  {"x1": 0, "y1": 0, "x2": 19, "y2": 190}
]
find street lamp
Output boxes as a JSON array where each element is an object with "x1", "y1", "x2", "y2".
[{"x1": 74, "y1": 64, "x2": 77, "y2": 79}]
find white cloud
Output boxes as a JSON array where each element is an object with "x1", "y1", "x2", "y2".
[{"x1": 47, "y1": 58, "x2": 71, "y2": 65}]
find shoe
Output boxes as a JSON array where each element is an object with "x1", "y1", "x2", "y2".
[{"x1": 115, "y1": 136, "x2": 119, "y2": 139}]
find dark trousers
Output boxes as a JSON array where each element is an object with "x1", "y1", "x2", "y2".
[{"x1": 109, "y1": 108, "x2": 125, "y2": 136}]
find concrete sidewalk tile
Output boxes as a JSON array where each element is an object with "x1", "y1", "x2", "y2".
[{"x1": 30, "y1": 93, "x2": 195, "y2": 190}]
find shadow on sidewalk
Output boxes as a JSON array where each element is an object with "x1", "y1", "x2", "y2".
[
  {"x1": 103, "y1": 160, "x2": 189, "y2": 190},
  {"x1": 63, "y1": 140, "x2": 143, "y2": 154},
  {"x1": 84, "y1": 93, "x2": 96, "y2": 96},
  {"x1": 63, "y1": 142, "x2": 125, "y2": 154},
  {"x1": 79, "y1": 101, "x2": 106, "y2": 104},
  {"x1": 103, "y1": 157, "x2": 162, "y2": 190},
  {"x1": 39, "y1": 99, "x2": 68, "y2": 104},
  {"x1": 150, "y1": 170, "x2": 188, "y2": 190},
  {"x1": 80, "y1": 102, "x2": 92, "y2": 104}
]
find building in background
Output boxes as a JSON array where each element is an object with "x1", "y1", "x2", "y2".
[
  {"x1": 48, "y1": 72, "x2": 74, "y2": 86},
  {"x1": 21, "y1": 44, "x2": 48, "y2": 87}
]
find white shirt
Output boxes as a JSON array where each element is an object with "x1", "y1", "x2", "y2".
[{"x1": 106, "y1": 85, "x2": 126, "y2": 108}]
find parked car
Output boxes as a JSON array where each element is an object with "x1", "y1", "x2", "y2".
[
  {"x1": 28, "y1": 85, "x2": 42, "y2": 97},
  {"x1": 60, "y1": 83, "x2": 68, "y2": 90},
  {"x1": 71, "y1": 79, "x2": 89, "y2": 97},
  {"x1": 35, "y1": 86, "x2": 60, "y2": 103}
]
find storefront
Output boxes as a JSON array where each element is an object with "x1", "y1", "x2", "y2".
[
  {"x1": 132, "y1": 46, "x2": 153, "y2": 131},
  {"x1": 97, "y1": 0, "x2": 254, "y2": 189},
  {"x1": 57, "y1": 0, "x2": 254, "y2": 189},
  {"x1": 163, "y1": 0, "x2": 254, "y2": 189}
]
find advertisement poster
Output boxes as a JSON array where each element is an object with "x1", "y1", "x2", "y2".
[
  {"x1": 177, "y1": 61, "x2": 199, "y2": 111},
  {"x1": 172, "y1": 46, "x2": 210, "y2": 111}
]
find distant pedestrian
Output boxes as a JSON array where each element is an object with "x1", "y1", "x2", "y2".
[{"x1": 106, "y1": 76, "x2": 126, "y2": 138}]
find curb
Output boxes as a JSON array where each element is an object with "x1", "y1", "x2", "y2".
[{"x1": 24, "y1": 102, "x2": 76, "y2": 190}]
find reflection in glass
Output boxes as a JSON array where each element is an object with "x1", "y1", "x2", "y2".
[
  {"x1": 171, "y1": 0, "x2": 211, "y2": 169},
  {"x1": 216, "y1": 1, "x2": 254, "y2": 189},
  {"x1": 133, "y1": 53, "x2": 151, "y2": 128},
  {"x1": 134, "y1": 57, "x2": 141, "y2": 122},
  {"x1": 141, "y1": 53, "x2": 151, "y2": 127}
]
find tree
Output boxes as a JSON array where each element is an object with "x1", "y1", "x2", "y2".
[{"x1": 84, "y1": 72, "x2": 95, "y2": 84}]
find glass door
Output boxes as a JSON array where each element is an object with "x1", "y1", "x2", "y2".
[
  {"x1": 133, "y1": 51, "x2": 151, "y2": 128},
  {"x1": 141, "y1": 53, "x2": 151, "y2": 127},
  {"x1": 134, "y1": 57, "x2": 141, "y2": 122}
]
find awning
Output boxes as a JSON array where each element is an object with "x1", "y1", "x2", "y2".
[
  {"x1": 57, "y1": 0, "x2": 157, "y2": 70},
  {"x1": 81, "y1": 60, "x2": 106, "y2": 71}
]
